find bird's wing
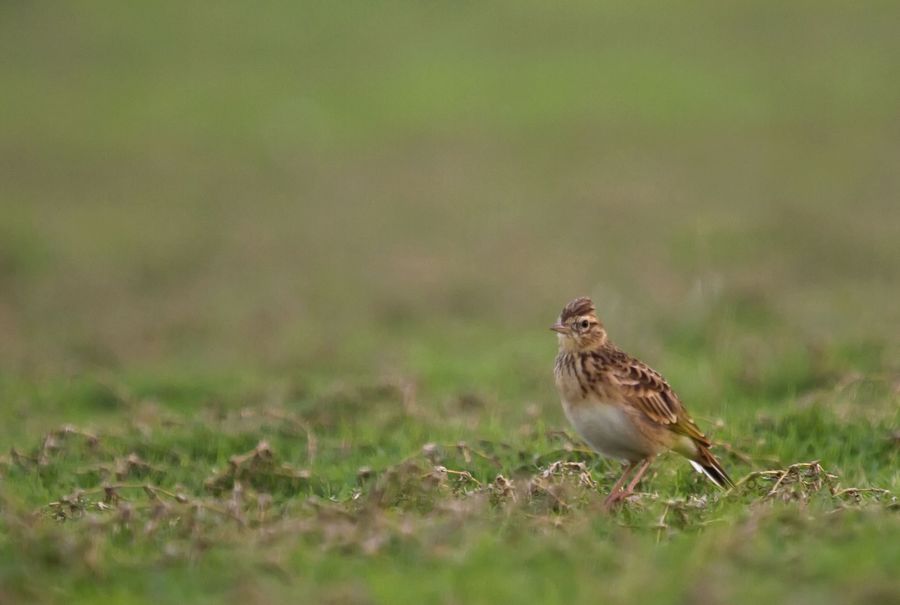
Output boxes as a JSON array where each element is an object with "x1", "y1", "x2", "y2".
[{"x1": 604, "y1": 351, "x2": 710, "y2": 445}]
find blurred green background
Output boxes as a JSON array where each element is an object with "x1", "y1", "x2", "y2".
[
  {"x1": 3, "y1": 1, "x2": 898, "y2": 375},
  {"x1": 0, "y1": 2, "x2": 898, "y2": 604}
]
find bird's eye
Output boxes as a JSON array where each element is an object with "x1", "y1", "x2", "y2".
[{"x1": 579, "y1": 320, "x2": 590, "y2": 329}]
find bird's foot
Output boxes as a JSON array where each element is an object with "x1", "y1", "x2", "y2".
[{"x1": 602, "y1": 488, "x2": 633, "y2": 512}]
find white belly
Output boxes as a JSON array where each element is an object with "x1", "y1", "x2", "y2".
[{"x1": 562, "y1": 398, "x2": 651, "y2": 462}]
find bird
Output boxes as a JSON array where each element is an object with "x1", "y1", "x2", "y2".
[{"x1": 551, "y1": 296, "x2": 733, "y2": 509}]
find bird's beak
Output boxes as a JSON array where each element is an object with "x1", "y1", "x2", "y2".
[{"x1": 550, "y1": 323, "x2": 568, "y2": 334}]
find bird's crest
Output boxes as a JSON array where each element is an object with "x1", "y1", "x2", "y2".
[{"x1": 560, "y1": 297, "x2": 596, "y2": 322}]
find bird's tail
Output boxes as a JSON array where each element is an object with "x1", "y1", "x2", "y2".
[{"x1": 688, "y1": 444, "x2": 734, "y2": 489}]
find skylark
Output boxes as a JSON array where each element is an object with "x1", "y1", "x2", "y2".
[{"x1": 551, "y1": 297, "x2": 733, "y2": 508}]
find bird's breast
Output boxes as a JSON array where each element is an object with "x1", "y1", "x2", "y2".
[{"x1": 561, "y1": 396, "x2": 655, "y2": 462}]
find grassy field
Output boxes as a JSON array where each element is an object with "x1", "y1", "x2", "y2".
[{"x1": 1, "y1": 2, "x2": 898, "y2": 604}]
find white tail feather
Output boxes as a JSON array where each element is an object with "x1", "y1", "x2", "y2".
[
  {"x1": 689, "y1": 459, "x2": 719, "y2": 487},
  {"x1": 688, "y1": 459, "x2": 706, "y2": 476},
  {"x1": 688, "y1": 459, "x2": 730, "y2": 489}
]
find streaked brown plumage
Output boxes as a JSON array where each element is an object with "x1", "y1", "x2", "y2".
[{"x1": 551, "y1": 297, "x2": 732, "y2": 508}]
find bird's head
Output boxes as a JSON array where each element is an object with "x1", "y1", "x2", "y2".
[{"x1": 550, "y1": 297, "x2": 608, "y2": 352}]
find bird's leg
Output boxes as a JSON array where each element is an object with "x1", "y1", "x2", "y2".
[
  {"x1": 620, "y1": 458, "x2": 653, "y2": 499},
  {"x1": 602, "y1": 462, "x2": 635, "y2": 510},
  {"x1": 607, "y1": 462, "x2": 635, "y2": 495}
]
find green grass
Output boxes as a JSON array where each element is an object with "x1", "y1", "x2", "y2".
[{"x1": 1, "y1": 1, "x2": 899, "y2": 603}]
